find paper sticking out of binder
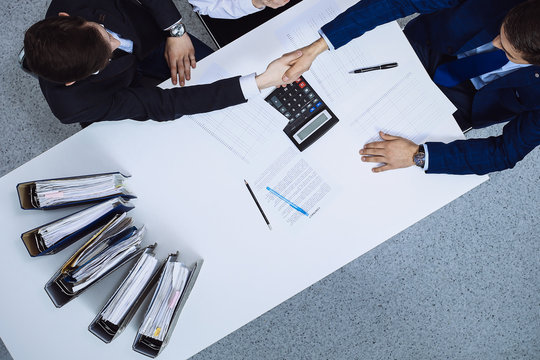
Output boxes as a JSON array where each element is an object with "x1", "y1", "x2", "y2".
[
  {"x1": 17, "y1": 172, "x2": 135, "y2": 210},
  {"x1": 44, "y1": 213, "x2": 146, "y2": 307},
  {"x1": 21, "y1": 197, "x2": 135, "y2": 257},
  {"x1": 89, "y1": 244, "x2": 163, "y2": 343},
  {"x1": 133, "y1": 253, "x2": 203, "y2": 358}
]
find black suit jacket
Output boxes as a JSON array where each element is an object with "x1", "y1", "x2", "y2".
[{"x1": 39, "y1": 0, "x2": 247, "y2": 124}]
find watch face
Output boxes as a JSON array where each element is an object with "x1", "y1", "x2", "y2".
[
  {"x1": 414, "y1": 152, "x2": 425, "y2": 168},
  {"x1": 171, "y1": 23, "x2": 185, "y2": 37}
]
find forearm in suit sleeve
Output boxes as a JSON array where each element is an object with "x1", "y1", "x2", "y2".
[
  {"x1": 60, "y1": 76, "x2": 247, "y2": 124},
  {"x1": 321, "y1": 0, "x2": 461, "y2": 50},
  {"x1": 138, "y1": 0, "x2": 183, "y2": 29},
  {"x1": 425, "y1": 111, "x2": 540, "y2": 175}
]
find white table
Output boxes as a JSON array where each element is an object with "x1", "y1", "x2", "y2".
[{"x1": 0, "y1": 1, "x2": 487, "y2": 359}]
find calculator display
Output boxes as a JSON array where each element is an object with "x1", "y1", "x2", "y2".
[
  {"x1": 294, "y1": 110, "x2": 332, "y2": 143},
  {"x1": 265, "y1": 76, "x2": 339, "y2": 151}
]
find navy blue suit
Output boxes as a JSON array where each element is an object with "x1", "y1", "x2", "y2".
[
  {"x1": 39, "y1": 0, "x2": 247, "y2": 125},
  {"x1": 321, "y1": 0, "x2": 540, "y2": 175}
]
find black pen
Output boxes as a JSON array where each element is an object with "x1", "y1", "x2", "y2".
[
  {"x1": 244, "y1": 179, "x2": 271, "y2": 230},
  {"x1": 350, "y1": 62, "x2": 398, "y2": 73}
]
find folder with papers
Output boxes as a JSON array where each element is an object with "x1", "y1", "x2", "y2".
[
  {"x1": 89, "y1": 244, "x2": 163, "y2": 343},
  {"x1": 21, "y1": 197, "x2": 135, "y2": 256},
  {"x1": 133, "y1": 253, "x2": 203, "y2": 358},
  {"x1": 17, "y1": 172, "x2": 135, "y2": 210},
  {"x1": 44, "y1": 213, "x2": 146, "y2": 307}
]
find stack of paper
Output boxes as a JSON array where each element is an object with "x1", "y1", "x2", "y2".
[
  {"x1": 33, "y1": 173, "x2": 132, "y2": 208},
  {"x1": 99, "y1": 249, "x2": 160, "y2": 325},
  {"x1": 38, "y1": 198, "x2": 133, "y2": 249},
  {"x1": 139, "y1": 260, "x2": 190, "y2": 341},
  {"x1": 68, "y1": 225, "x2": 146, "y2": 293}
]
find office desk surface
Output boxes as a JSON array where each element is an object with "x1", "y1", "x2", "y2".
[{"x1": 0, "y1": 1, "x2": 491, "y2": 359}]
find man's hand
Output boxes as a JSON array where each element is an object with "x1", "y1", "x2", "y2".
[
  {"x1": 165, "y1": 34, "x2": 196, "y2": 86},
  {"x1": 255, "y1": 50, "x2": 303, "y2": 90},
  {"x1": 252, "y1": 0, "x2": 290, "y2": 9},
  {"x1": 282, "y1": 37, "x2": 329, "y2": 83},
  {"x1": 359, "y1": 131, "x2": 419, "y2": 173}
]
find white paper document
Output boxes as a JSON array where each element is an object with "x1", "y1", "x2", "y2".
[
  {"x1": 349, "y1": 71, "x2": 455, "y2": 145},
  {"x1": 188, "y1": 98, "x2": 285, "y2": 163},
  {"x1": 247, "y1": 146, "x2": 334, "y2": 227}
]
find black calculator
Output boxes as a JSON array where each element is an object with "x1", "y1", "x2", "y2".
[{"x1": 265, "y1": 76, "x2": 339, "y2": 152}]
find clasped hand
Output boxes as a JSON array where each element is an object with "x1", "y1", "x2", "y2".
[{"x1": 255, "y1": 50, "x2": 304, "y2": 89}]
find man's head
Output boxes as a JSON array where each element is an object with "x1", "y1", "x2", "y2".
[
  {"x1": 24, "y1": 14, "x2": 119, "y2": 84},
  {"x1": 493, "y1": 0, "x2": 540, "y2": 65}
]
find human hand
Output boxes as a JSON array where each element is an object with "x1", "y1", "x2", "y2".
[
  {"x1": 255, "y1": 50, "x2": 303, "y2": 90},
  {"x1": 281, "y1": 37, "x2": 328, "y2": 83},
  {"x1": 165, "y1": 34, "x2": 196, "y2": 86},
  {"x1": 359, "y1": 131, "x2": 418, "y2": 173},
  {"x1": 252, "y1": 0, "x2": 290, "y2": 9}
]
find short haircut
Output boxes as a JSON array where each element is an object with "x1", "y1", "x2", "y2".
[
  {"x1": 24, "y1": 16, "x2": 112, "y2": 83},
  {"x1": 503, "y1": 0, "x2": 540, "y2": 65}
]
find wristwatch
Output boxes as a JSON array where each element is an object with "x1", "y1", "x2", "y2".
[
  {"x1": 169, "y1": 21, "x2": 186, "y2": 37},
  {"x1": 413, "y1": 144, "x2": 426, "y2": 168}
]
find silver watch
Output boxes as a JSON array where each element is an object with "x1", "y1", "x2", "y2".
[
  {"x1": 169, "y1": 22, "x2": 186, "y2": 37},
  {"x1": 413, "y1": 145, "x2": 426, "y2": 168}
]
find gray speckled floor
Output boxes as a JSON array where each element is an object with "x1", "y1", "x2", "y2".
[{"x1": 1, "y1": 2, "x2": 539, "y2": 360}]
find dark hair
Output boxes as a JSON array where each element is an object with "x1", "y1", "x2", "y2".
[
  {"x1": 503, "y1": 0, "x2": 540, "y2": 65},
  {"x1": 24, "y1": 16, "x2": 112, "y2": 83}
]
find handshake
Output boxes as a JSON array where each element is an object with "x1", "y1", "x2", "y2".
[{"x1": 254, "y1": 37, "x2": 329, "y2": 90}]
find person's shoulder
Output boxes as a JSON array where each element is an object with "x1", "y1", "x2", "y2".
[{"x1": 38, "y1": 74, "x2": 118, "y2": 124}]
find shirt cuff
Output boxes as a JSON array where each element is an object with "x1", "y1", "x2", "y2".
[
  {"x1": 164, "y1": 18, "x2": 183, "y2": 31},
  {"x1": 423, "y1": 143, "x2": 430, "y2": 172},
  {"x1": 244, "y1": 0, "x2": 266, "y2": 15},
  {"x1": 318, "y1": 29, "x2": 335, "y2": 51},
  {"x1": 239, "y1": 73, "x2": 261, "y2": 100}
]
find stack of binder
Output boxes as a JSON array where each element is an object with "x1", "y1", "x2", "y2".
[
  {"x1": 45, "y1": 213, "x2": 147, "y2": 307},
  {"x1": 17, "y1": 172, "x2": 203, "y2": 358},
  {"x1": 18, "y1": 172, "x2": 136, "y2": 256}
]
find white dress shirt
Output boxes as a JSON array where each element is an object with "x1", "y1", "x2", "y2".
[
  {"x1": 189, "y1": 0, "x2": 264, "y2": 19},
  {"x1": 458, "y1": 42, "x2": 531, "y2": 90}
]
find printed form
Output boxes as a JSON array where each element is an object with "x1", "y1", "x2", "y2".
[{"x1": 246, "y1": 144, "x2": 336, "y2": 228}]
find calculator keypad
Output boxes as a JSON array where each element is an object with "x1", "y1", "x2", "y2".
[
  {"x1": 266, "y1": 77, "x2": 325, "y2": 123},
  {"x1": 265, "y1": 76, "x2": 339, "y2": 152}
]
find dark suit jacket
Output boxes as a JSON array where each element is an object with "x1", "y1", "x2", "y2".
[
  {"x1": 321, "y1": 0, "x2": 540, "y2": 175},
  {"x1": 39, "y1": 0, "x2": 247, "y2": 124}
]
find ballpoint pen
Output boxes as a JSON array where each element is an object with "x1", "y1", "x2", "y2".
[
  {"x1": 245, "y1": 180, "x2": 271, "y2": 230},
  {"x1": 266, "y1": 186, "x2": 309, "y2": 216},
  {"x1": 349, "y1": 62, "x2": 398, "y2": 73}
]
